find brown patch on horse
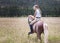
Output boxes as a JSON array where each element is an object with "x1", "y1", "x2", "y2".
[
  {"x1": 34, "y1": 21, "x2": 44, "y2": 34},
  {"x1": 38, "y1": 21, "x2": 44, "y2": 34}
]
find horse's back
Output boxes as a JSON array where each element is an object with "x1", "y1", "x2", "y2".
[{"x1": 37, "y1": 21, "x2": 43, "y2": 26}]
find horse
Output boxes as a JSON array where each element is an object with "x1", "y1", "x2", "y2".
[{"x1": 28, "y1": 15, "x2": 48, "y2": 43}]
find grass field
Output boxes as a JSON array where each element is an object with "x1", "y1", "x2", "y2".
[{"x1": 0, "y1": 17, "x2": 60, "y2": 43}]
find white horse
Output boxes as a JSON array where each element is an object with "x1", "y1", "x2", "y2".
[{"x1": 28, "y1": 15, "x2": 49, "y2": 43}]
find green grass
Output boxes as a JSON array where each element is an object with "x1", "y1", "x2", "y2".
[{"x1": 0, "y1": 17, "x2": 60, "y2": 43}]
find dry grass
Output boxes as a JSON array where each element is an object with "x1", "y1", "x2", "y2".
[{"x1": 0, "y1": 17, "x2": 60, "y2": 43}]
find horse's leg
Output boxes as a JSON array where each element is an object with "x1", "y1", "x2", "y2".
[
  {"x1": 36, "y1": 31, "x2": 41, "y2": 40},
  {"x1": 43, "y1": 23, "x2": 49, "y2": 43},
  {"x1": 37, "y1": 33, "x2": 42, "y2": 43},
  {"x1": 36, "y1": 25, "x2": 42, "y2": 43}
]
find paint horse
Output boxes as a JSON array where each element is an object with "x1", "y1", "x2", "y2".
[{"x1": 28, "y1": 15, "x2": 48, "y2": 43}]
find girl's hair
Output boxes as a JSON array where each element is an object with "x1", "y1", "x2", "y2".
[{"x1": 33, "y1": 5, "x2": 39, "y2": 9}]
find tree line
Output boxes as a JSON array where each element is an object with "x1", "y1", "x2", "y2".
[{"x1": 0, "y1": 6, "x2": 60, "y2": 17}]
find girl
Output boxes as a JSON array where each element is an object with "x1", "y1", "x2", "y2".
[{"x1": 28, "y1": 5, "x2": 42, "y2": 34}]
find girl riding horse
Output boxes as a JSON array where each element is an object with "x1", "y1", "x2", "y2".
[
  {"x1": 28, "y1": 5, "x2": 48, "y2": 43},
  {"x1": 28, "y1": 5, "x2": 42, "y2": 35}
]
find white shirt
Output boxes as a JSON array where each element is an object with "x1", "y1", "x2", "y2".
[{"x1": 35, "y1": 9, "x2": 41, "y2": 17}]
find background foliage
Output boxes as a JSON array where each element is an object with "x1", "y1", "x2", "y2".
[{"x1": 0, "y1": 0, "x2": 60, "y2": 17}]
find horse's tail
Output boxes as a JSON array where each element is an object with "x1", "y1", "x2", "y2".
[{"x1": 43, "y1": 22, "x2": 49, "y2": 43}]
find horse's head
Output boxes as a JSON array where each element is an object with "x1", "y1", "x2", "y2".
[{"x1": 28, "y1": 15, "x2": 34, "y2": 24}]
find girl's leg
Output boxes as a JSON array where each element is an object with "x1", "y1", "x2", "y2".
[
  {"x1": 28, "y1": 19, "x2": 37, "y2": 34},
  {"x1": 28, "y1": 15, "x2": 35, "y2": 35}
]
